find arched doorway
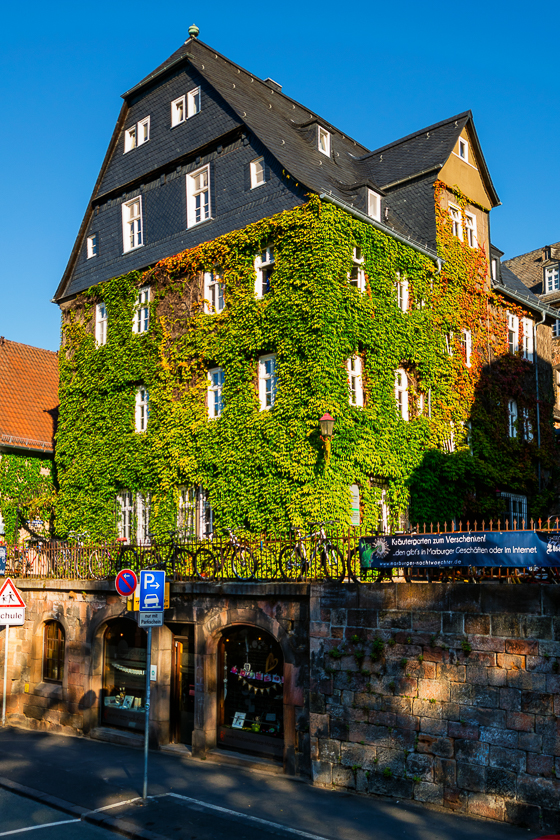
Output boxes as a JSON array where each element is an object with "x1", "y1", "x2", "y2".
[
  {"x1": 101, "y1": 618, "x2": 147, "y2": 732},
  {"x1": 217, "y1": 626, "x2": 284, "y2": 761}
]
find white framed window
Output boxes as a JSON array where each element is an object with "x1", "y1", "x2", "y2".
[
  {"x1": 250, "y1": 157, "x2": 265, "y2": 189},
  {"x1": 318, "y1": 126, "x2": 330, "y2": 156},
  {"x1": 203, "y1": 270, "x2": 225, "y2": 314},
  {"x1": 508, "y1": 399, "x2": 518, "y2": 438},
  {"x1": 258, "y1": 354, "x2": 277, "y2": 410},
  {"x1": 491, "y1": 258, "x2": 498, "y2": 281},
  {"x1": 95, "y1": 302, "x2": 107, "y2": 346},
  {"x1": 545, "y1": 265, "x2": 560, "y2": 293},
  {"x1": 136, "y1": 493, "x2": 151, "y2": 544},
  {"x1": 177, "y1": 486, "x2": 197, "y2": 537},
  {"x1": 117, "y1": 491, "x2": 133, "y2": 541},
  {"x1": 507, "y1": 312, "x2": 519, "y2": 354},
  {"x1": 442, "y1": 425, "x2": 455, "y2": 453},
  {"x1": 458, "y1": 138, "x2": 469, "y2": 162},
  {"x1": 395, "y1": 368, "x2": 408, "y2": 420},
  {"x1": 171, "y1": 96, "x2": 186, "y2": 127},
  {"x1": 135, "y1": 387, "x2": 149, "y2": 432},
  {"x1": 522, "y1": 317, "x2": 534, "y2": 361},
  {"x1": 396, "y1": 274, "x2": 409, "y2": 311},
  {"x1": 133, "y1": 286, "x2": 150, "y2": 334},
  {"x1": 347, "y1": 356, "x2": 363, "y2": 407},
  {"x1": 449, "y1": 204, "x2": 462, "y2": 240},
  {"x1": 186, "y1": 165, "x2": 211, "y2": 227},
  {"x1": 553, "y1": 319, "x2": 560, "y2": 338},
  {"x1": 465, "y1": 212, "x2": 477, "y2": 247},
  {"x1": 522, "y1": 407, "x2": 533, "y2": 442},
  {"x1": 254, "y1": 248, "x2": 275, "y2": 298},
  {"x1": 208, "y1": 367, "x2": 224, "y2": 418},
  {"x1": 445, "y1": 332, "x2": 454, "y2": 355},
  {"x1": 187, "y1": 87, "x2": 201, "y2": 118},
  {"x1": 367, "y1": 190, "x2": 381, "y2": 221},
  {"x1": 348, "y1": 247, "x2": 365, "y2": 291},
  {"x1": 500, "y1": 492, "x2": 527, "y2": 527},
  {"x1": 461, "y1": 329, "x2": 472, "y2": 367},
  {"x1": 124, "y1": 125, "x2": 137, "y2": 152},
  {"x1": 122, "y1": 197, "x2": 143, "y2": 252},
  {"x1": 87, "y1": 234, "x2": 98, "y2": 259},
  {"x1": 417, "y1": 392, "x2": 425, "y2": 416},
  {"x1": 139, "y1": 117, "x2": 150, "y2": 144}
]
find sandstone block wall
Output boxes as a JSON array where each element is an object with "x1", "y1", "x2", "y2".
[{"x1": 309, "y1": 583, "x2": 560, "y2": 833}]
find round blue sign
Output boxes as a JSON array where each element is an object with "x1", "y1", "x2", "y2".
[{"x1": 115, "y1": 569, "x2": 138, "y2": 597}]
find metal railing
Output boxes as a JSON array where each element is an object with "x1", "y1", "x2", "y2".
[{"x1": 2, "y1": 518, "x2": 560, "y2": 584}]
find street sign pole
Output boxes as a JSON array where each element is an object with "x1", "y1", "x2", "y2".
[
  {"x1": 2, "y1": 625, "x2": 9, "y2": 726},
  {"x1": 143, "y1": 626, "x2": 152, "y2": 799}
]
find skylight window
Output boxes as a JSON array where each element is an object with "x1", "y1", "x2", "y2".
[{"x1": 318, "y1": 127, "x2": 330, "y2": 157}]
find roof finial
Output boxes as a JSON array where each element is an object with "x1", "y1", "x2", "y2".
[{"x1": 188, "y1": 23, "x2": 199, "y2": 39}]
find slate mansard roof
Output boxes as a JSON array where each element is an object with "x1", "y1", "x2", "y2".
[
  {"x1": 55, "y1": 35, "x2": 500, "y2": 302},
  {"x1": 0, "y1": 340, "x2": 59, "y2": 456}
]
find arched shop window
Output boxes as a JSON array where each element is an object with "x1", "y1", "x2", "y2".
[
  {"x1": 102, "y1": 619, "x2": 147, "y2": 731},
  {"x1": 218, "y1": 626, "x2": 284, "y2": 760},
  {"x1": 43, "y1": 621, "x2": 65, "y2": 683}
]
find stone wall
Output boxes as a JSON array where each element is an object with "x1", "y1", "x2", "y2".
[{"x1": 309, "y1": 583, "x2": 560, "y2": 833}]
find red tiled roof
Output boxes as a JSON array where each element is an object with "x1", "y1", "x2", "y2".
[{"x1": 0, "y1": 339, "x2": 59, "y2": 454}]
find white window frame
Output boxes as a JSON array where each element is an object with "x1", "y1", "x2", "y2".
[
  {"x1": 522, "y1": 407, "x2": 534, "y2": 442},
  {"x1": 87, "y1": 234, "x2": 97, "y2": 259},
  {"x1": 522, "y1": 317, "x2": 534, "y2": 362},
  {"x1": 135, "y1": 387, "x2": 149, "y2": 432},
  {"x1": 461, "y1": 329, "x2": 472, "y2": 367},
  {"x1": 347, "y1": 356, "x2": 363, "y2": 407},
  {"x1": 122, "y1": 196, "x2": 143, "y2": 253},
  {"x1": 117, "y1": 491, "x2": 133, "y2": 542},
  {"x1": 348, "y1": 247, "x2": 366, "y2": 292},
  {"x1": 258, "y1": 354, "x2": 278, "y2": 410},
  {"x1": 395, "y1": 368, "x2": 409, "y2": 420},
  {"x1": 318, "y1": 126, "x2": 330, "y2": 157},
  {"x1": 250, "y1": 157, "x2": 265, "y2": 189},
  {"x1": 203, "y1": 270, "x2": 225, "y2": 314},
  {"x1": 187, "y1": 87, "x2": 201, "y2": 118},
  {"x1": 254, "y1": 248, "x2": 275, "y2": 298},
  {"x1": 367, "y1": 190, "x2": 381, "y2": 222},
  {"x1": 95, "y1": 302, "x2": 107, "y2": 346},
  {"x1": 133, "y1": 286, "x2": 150, "y2": 334},
  {"x1": 445, "y1": 333, "x2": 454, "y2": 356},
  {"x1": 136, "y1": 493, "x2": 151, "y2": 545},
  {"x1": 138, "y1": 117, "x2": 150, "y2": 145},
  {"x1": 458, "y1": 138, "x2": 469, "y2": 163},
  {"x1": 500, "y1": 492, "x2": 527, "y2": 527},
  {"x1": 508, "y1": 399, "x2": 518, "y2": 438},
  {"x1": 396, "y1": 274, "x2": 409, "y2": 311},
  {"x1": 545, "y1": 265, "x2": 560, "y2": 293},
  {"x1": 177, "y1": 486, "x2": 213, "y2": 538},
  {"x1": 186, "y1": 165, "x2": 211, "y2": 228},
  {"x1": 491, "y1": 258, "x2": 498, "y2": 281},
  {"x1": 465, "y1": 212, "x2": 477, "y2": 248},
  {"x1": 553, "y1": 319, "x2": 560, "y2": 338},
  {"x1": 449, "y1": 204, "x2": 462, "y2": 240},
  {"x1": 171, "y1": 96, "x2": 186, "y2": 127},
  {"x1": 507, "y1": 312, "x2": 519, "y2": 354},
  {"x1": 208, "y1": 367, "x2": 224, "y2": 418},
  {"x1": 124, "y1": 125, "x2": 137, "y2": 153}
]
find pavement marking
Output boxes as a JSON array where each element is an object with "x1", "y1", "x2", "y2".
[
  {"x1": 0, "y1": 820, "x2": 81, "y2": 837},
  {"x1": 167, "y1": 792, "x2": 333, "y2": 840},
  {"x1": 89, "y1": 797, "x2": 142, "y2": 813}
]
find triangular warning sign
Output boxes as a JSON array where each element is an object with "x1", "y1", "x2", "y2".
[{"x1": 0, "y1": 578, "x2": 26, "y2": 608}]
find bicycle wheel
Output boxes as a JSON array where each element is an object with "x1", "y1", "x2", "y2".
[
  {"x1": 232, "y1": 546, "x2": 257, "y2": 581},
  {"x1": 174, "y1": 546, "x2": 195, "y2": 580},
  {"x1": 279, "y1": 545, "x2": 306, "y2": 580},
  {"x1": 118, "y1": 545, "x2": 139, "y2": 574},
  {"x1": 321, "y1": 543, "x2": 345, "y2": 581},
  {"x1": 195, "y1": 547, "x2": 216, "y2": 580},
  {"x1": 348, "y1": 547, "x2": 383, "y2": 583}
]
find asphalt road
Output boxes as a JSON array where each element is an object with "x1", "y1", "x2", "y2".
[
  {"x1": 0, "y1": 788, "x2": 115, "y2": 839},
  {"x1": 0, "y1": 727, "x2": 540, "y2": 840}
]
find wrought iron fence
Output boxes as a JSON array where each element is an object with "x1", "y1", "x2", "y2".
[{"x1": 2, "y1": 517, "x2": 560, "y2": 584}]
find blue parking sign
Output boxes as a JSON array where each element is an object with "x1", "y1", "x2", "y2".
[{"x1": 139, "y1": 570, "x2": 165, "y2": 612}]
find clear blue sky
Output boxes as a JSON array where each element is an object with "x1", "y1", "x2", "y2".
[{"x1": 1, "y1": 0, "x2": 558, "y2": 351}]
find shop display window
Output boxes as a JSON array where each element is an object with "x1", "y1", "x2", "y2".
[
  {"x1": 102, "y1": 619, "x2": 147, "y2": 731},
  {"x1": 219, "y1": 627, "x2": 283, "y2": 759}
]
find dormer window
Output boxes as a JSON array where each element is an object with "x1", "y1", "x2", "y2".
[
  {"x1": 458, "y1": 138, "x2": 469, "y2": 162},
  {"x1": 545, "y1": 264, "x2": 560, "y2": 293},
  {"x1": 367, "y1": 190, "x2": 381, "y2": 221},
  {"x1": 318, "y1": 127, "x2": 330, "y2": 157}
]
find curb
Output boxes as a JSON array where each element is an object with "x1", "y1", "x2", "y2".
[{"x1": 0, "y1": 775, "x2": 168, "y2": 840}]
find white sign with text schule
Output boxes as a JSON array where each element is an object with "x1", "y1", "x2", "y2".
[{"x1": 0, "y1": 578, "x2": 26, "y2": 625}]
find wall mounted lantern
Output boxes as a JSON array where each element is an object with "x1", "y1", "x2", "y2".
[{"x1": 319, "y1": 412, "x2": 335, "y2": 464}]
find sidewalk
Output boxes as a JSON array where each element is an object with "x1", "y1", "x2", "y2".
[{"x1": 0, "y1": 727, "x2": 533, "y2": 840}]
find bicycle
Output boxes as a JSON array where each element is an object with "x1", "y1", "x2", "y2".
[
  {"x1": 279, "y1": 521, "x2": 345, "y2": 581},
  {"x1": 194, "y1": 529, "x2": 257, "y2": 581},
  {"x1": 118, "y1": 531, "x2": 195, "y2": 580}
]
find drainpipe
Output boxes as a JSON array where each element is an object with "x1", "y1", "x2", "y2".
[{"x1": 534, "y1": 311, "x2": 546, "y2": 490}]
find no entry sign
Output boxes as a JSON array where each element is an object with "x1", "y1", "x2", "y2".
[{"x1": 115, "y1": 568, "x2": 138, "y2": 598}]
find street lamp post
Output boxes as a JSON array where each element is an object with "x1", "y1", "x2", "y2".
[{"x1": 319, "y1": 412, "x2": 335, "y2": 464}]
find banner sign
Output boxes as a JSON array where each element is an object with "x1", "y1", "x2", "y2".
[{"x1": 359, "y1": 531, "x2": 560, "y2": 569}]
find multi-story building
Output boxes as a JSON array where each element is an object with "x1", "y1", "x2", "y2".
[{"x1": 52, "y1": 27, "x2": 556, "y2": 540}]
